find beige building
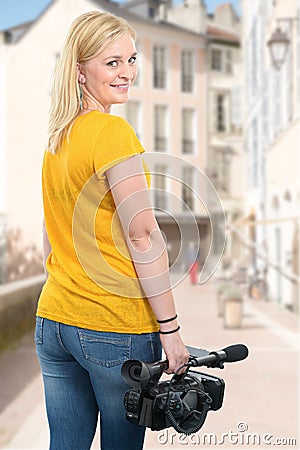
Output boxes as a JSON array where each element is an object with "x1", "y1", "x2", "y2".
[{"x1": 241, "y1": 0, "x2": 300, "y2": 311}]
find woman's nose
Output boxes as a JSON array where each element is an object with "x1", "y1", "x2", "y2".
[{"x1": 119, "y1": 63, "x2": 135, "y2": 80}]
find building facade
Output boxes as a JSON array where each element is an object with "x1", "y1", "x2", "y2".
[{"x1": 242, "y1": 0, "x2": 300, "y2": 311}]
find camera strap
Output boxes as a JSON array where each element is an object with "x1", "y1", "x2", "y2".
[{"x1": 165, "y1": 389, "x2": 212, "y2": 435}]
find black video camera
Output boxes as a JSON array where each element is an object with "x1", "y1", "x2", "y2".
[{"x1": 121, "y1": 344, "x2": 248, "y2": 435}]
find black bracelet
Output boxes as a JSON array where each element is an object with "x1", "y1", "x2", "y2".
[
  {"x1": 157, "y1": 314, "x2": 178, "y2": 324},
  {"x1": 159, "y1": 325, "x2": 181, "y2": 335}
]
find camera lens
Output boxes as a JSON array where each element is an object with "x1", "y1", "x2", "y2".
[{"x1": 130, "y1": 366, "x2": 142, "y2": 381}]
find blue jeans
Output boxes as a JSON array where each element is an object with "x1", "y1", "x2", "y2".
[{"x1": 35, "y1": 317, "x2": 162, "y2": 450}]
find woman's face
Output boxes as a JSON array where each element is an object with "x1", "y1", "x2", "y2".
[{"x1": 80, "y1": 33, "x2": 138, "y2": 112}]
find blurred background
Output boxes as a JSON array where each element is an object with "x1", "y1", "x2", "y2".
[{"x1": 0, "y1": 0, "x2": 299, "y2": 448}]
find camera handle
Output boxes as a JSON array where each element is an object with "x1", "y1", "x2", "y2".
[{"x1": 165, "y1": 389, "x2": 212, "y2": 435}]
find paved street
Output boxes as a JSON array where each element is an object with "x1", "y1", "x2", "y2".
[{"x1": 0, "y1": 275, "x2": 299, "y2": 450}]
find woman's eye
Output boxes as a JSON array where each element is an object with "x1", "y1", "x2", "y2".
[
  {"x1": 107, "y1": 60, "x2": 118, "y2": 67},
  {"x1": 128, "y1": 56, "x2": 137, "y2": 64}
]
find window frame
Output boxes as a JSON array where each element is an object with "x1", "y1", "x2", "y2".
[
  {"x1": 181, "y1": 49, "x2": 194, "y2": 93},
  {"x1": 154, "y1": 104, "x2": 168, "y2": 152},
  {"x1": 153, "y1": 45, "x2": 167, "y2": 89},
  {"x1": 182, "y1": 108, "x2": 195, "y2": 154}
]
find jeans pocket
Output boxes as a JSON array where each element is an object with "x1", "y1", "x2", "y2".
[
  {"x1": 78, "y1": 329, "x2": 131, "y2": 367},
  {"x1": 34, "y1": 316, "x2": 44, "y2": 345}
]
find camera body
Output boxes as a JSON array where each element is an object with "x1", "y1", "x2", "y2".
[
  {"x1": 124, "y1": 370, "x2": 224, "y2": 431},
  {"x1": 122, "y1": 355, "x2": 225, "y2": 434}
]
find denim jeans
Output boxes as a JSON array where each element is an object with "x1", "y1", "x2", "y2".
[{"x1": 35, "y1": 317, "x2": 162, "y2": 450}]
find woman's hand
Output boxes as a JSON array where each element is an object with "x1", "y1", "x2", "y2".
[{"x1": 159, "y1": 331, "x2": 190, "y2": 374}]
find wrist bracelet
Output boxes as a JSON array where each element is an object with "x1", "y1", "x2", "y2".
[
  {"x1": 159, "y1": 325, "x2": 181, "y2": 335},
  {"x1": 157, "y1": 314, "x2": 178, "y2": 324}
]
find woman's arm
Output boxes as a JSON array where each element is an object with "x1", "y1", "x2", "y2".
[
  {"x1": 106, "y1": 155, "x2": 189, "y2": 373},
  {"x1": 42, "y1": 218, "x2": 51, "y2": 279}
]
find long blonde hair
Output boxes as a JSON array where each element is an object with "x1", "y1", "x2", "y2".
[{"x1": 47, "y1": 11, "x2": 136, "y2": 154}]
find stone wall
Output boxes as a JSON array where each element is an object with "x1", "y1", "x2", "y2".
[{"x1": 0, "y1": 275, "x2": 45, "y2": 351}]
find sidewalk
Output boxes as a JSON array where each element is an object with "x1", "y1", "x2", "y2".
[{"x1": 0, "y1": 275, "x2": 299, "y2": 450}]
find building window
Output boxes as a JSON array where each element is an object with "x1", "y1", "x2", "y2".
[
  {"x1": 182, "y1": 166, "x2": 194, "y2": 211},
  {"x1": 154, "y1": 164, "x2": 168, "y2": 210},
  {"x1": 182, "y1": 108, "x2": 195, "y2": 153},
  {"x1": 181, "y1": 50, "x2": 194, "y2": 92},
  {"x1": 225, "y1": 50, "x2": 232, "y2": 74},
  {"x1": 211, "y1": 48, "x2": 222, "y2": 71},
  {"x1": 213, "y1": 149, "x2": 230, "y2": 193},
  {"x1": 216, "y1": 94, "x2": 226, "y2": 132},
  {"x1": 211, "y1": 91, "x2": 229, "y2": 133},
  {"x1": 126, "y1": 101, "x2": 141, "y2": 139},
  {"x1": 153, "y1": 46, "x2": 166, "y2": 89},
  {"x1": 211, "y1": 48, "x2": 232, "y2": 74},
  {"x1": 154, "y1": 105, "x2": 168, "y2": 151}
]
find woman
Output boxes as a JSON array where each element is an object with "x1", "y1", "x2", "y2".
[{"x1": 36, "y1": 10, "x2": 189, "y2": 450}]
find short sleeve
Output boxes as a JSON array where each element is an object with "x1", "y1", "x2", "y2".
[{"x1": 93, "y1": 116, "x2": 145, "y2": 176}]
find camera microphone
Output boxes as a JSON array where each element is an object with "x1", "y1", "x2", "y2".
[{"x1": 187, "y1": 344, "x2": 248, "y2": 368}]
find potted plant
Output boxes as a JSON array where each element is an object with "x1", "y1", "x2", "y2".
[
  {"x1": 216, "y1": 282, "x2": 232, "y2": 317},
  {"x1": 222, "y1": 283, "x2": 244, "y2": 328}
]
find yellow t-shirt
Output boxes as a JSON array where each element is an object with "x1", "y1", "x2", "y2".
[{"x1": 37, "y1": 111, "x2": 159, "y2": 334}]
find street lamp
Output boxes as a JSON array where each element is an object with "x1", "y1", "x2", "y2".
[
  {"x1": 267, "y1": 17, "x2": 298, "y2": 70},
  {"x1": 267, "y1": 27, "x2": 290, "y2": 70}
]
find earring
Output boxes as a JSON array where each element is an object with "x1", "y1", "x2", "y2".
[
  {"x1": 77, "y1": 70, "x2": 85, "y2": 110},
  {"x1": 79, "y1": 84, "x2": 83, "y2": 110}
]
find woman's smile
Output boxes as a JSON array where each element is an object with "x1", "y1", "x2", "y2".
[{"x1": 110, "y1": 82, "x2": 130, "y2": 90}]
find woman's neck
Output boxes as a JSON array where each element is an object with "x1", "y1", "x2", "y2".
[{"x1": 81, "y1": 86, "x2": 111, "y2": 114}]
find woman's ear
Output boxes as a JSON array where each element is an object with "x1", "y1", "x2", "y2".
[{"x1": 77, "y1": 63, "x2": 86, "y2": 84}]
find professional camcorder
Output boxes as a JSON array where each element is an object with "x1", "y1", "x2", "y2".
[{"x1": 122, "y1": 344, "x2": 248, "y2": 435}]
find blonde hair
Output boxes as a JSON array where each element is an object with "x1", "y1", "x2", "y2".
[{"x1": 47, "y1": 11, "x2": 136, "y2": 154}]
